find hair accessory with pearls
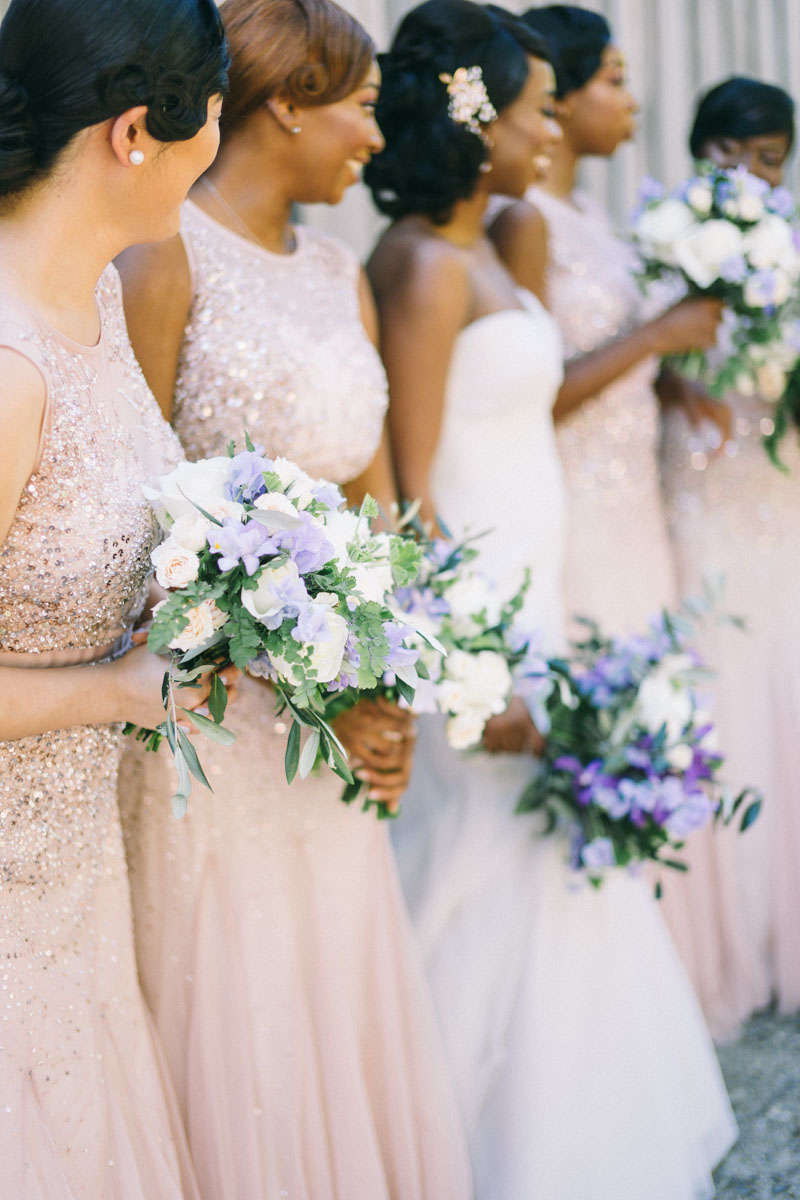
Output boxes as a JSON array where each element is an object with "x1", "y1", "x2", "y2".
[{"x1": 438, "y1": 66, "x2": 497, "y2": 143}]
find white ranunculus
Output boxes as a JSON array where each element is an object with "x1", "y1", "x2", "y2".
[
  {"x1": 446, "y1": 709, "x2": 487, "y2": 750},
  {"x1": 170, "y1": 599, "x2": 215, "y2": 652},
  {"x1": 148, "y1": 457, "x2": 232, "y2": 523},
  {"x1": 445, "y1": 574, "x2": 497, "y2": 639},
  {"x1": 744, "y1": 214, "x2": 796, "y2": 270},
  {"x1": 241, "y1": 559, "x2": 306, "y2": 624},
  {"x1": 169, "y1": 512, "x2": 214, "y2": 553},
  {"x1": 151, "y1": 537, "x2": 200, "y2": 589},
  {"x1": 756, "y1": 361, "x2": 787, "y2": 402},
  {"x1": 272, "y1": 600, "x2": 349, "y2": 684},
  {"x1": 685, "y1": 180, "x2": 713, "y2": 216},
  {"x1": 666, "y1": 742, "x2": 694, "y2": 771},
  {"x1": 253, "y1": 491, "x2": 299, "y2": 518},
  {"x1": 673, "y1": 220, "x2": 745, "y2": 288},
  {"x1": 634, "y1": 654, "x2": 695, "y2": 740},
  {"x1": 635, "y1": 199, "x2": 697, "y2": 265}
]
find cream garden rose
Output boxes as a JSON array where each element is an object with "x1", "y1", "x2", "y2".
[{"x1": 151, "y1": 537, "x2": 200, "y2": 589}]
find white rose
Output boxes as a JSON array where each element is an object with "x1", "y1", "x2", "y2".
[
  {"x1": 440, "y1": 649, "x2": 512, "y2": 717},
  {"x1": 685, "y1": 180, "x2": 713, "y2": 216},
  {"x1": 147, "y1": 457, "x2": 232, "y2": 523},
  {"x1": 320, "y1": 508, "x2": 363, "y2": 567},
  {"x1": 270, "y1": 456, "x2": 315, "y2": 509},
  {"x1": 755, "y1": 361, "x2": 787, "y2": 402},
  {"x1": 151, "y1": 537, "x2": 200, "y2": 589},
  {"x1": 744, "y1": 214, "x2": 796, "y2": 270},
  {"x1": 673, "y1": 220, "x2": 745, "y2": 288},
  {"x1": 241, "y1": 559, "x2": 306, "y2": 624},
  {"x1": 446, "y1": 709, "x2": 487, "y2": 750},
  {"x1": 272, "y1": 601, "x2": 349, "y2": 684},
  {"x1": 351, "y1": 558, "x2": 394, "y2": 605},
  {"x1": 737, "y1": 191, "x2": 764, "y2": 223},
  {"x1": 635, "y1": 199, "x2": 697, "y2": 265},
  {"x1": 446, "y1": 574, "x2": 499, "y2": 638},
  {"x1": 170, "y1": 599, "x2": 215, "y2": 652},
  {"x1": 253, "y1": 491, "x2": 299, "y2": 518}
]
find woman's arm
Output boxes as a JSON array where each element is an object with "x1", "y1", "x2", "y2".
[
  {"x1": 488, "y1": 200, "x2": 724, "y2": 423},
  {"x1": 115, "y1": 234, "x2": 193, "y2": 420}
]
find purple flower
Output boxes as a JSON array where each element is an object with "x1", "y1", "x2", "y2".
[
  {"x1": 719, "y1": 255, "x2": 748, "y2": 284},
  {"x1": 275, "y1": 511, "x2": 336, "y2": 574},
  {"x1": 580, "y1": 837, "x2": 616, "y2": 871},
  {"x1": 638, "y1": 176, "x2": 666, "y2": 204},
  {"x1": 383, "y1": 620, "x2": 419, "y2": 671},
  {"x1": 292, "y1": 602, "x2": 337, "y2": 645},
  {"x1": 766, "y1": 186, "x2": 795, "y2": 218},
  {"x1": 312, "y1": 480, "x2": 345, "y2": 510},
  {"x1": 665, "y1": 790, "x2": 717, "y2": 836},
  {"x1": 225, "y1": 450, "x2": 273, "y2": 503},
  {"x1": 207, "y1": 517, "x2": 277, "y2": 575}
]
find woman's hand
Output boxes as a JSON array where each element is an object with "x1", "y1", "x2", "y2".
[
  {"x1": 121, "y1": 633, "x2": 239, "y2": 729},
  {"x1": 648, "y1": 296, "x2": 724, "y2": 357},
  {"x1": 482, "y1": 695, "x2": 544, "y2": 756},
  {"x1": 332, "y1": 696, "x2": 417, "y2": 813},
  {"x1": 656, "y1": 365, "x2": 733, "y2": 450}
]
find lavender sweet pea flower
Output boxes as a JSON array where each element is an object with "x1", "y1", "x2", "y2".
[
  {"x1": 580, "y1": 837, "x2": 616, "y2": 871},
  {"x1": 383, "y1": 620, "x2": 420, "y2": 671},
  {"x1": 665, "y1": 790, "x2": 717, "y2": 836},
  {"x1": 208, "y1": 517, "x2": 278, "y2": 575},
  {"x1": 312, "y1": 480, "x2": 345, "y2": 510},
  {"x1": 719, "y1": 254, "x2": 748, "y2": 284},
  {"x1": 225, "y1": 450, "x2": 273, "y2": 503},
  {"x1": 766, "y1": 186, "x2": 795, "y2": 218},
  {"x1": 276, "y1": 511, "x2": 336, "y2": 573}
]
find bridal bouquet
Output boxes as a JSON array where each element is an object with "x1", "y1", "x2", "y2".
[
  {"x1": 516, "y1": 609, "x2": 760, "y2": 889},
  {"x1": 633, "y1": 164, "x2": 800, "y2": 463},
  {"x1": 388, "y1": 537, "x2": 553, "y2": 750},
  {"x1": 131, "y1": 440, "x2": 423, "y2": 816}
]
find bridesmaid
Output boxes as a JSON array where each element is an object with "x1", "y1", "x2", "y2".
[
  {"x1": 117, "y1": 1, "x2": 472, "y2": 1196},
  {"x1": 366, "y1": 3, "x2": 735, "y2": 1197},
  {"x1": 0, "y1": 0, "x2": 228, "y2": 1195},
  {"x1": 490, "y1": 3, "x2": 722, "y2": 633},
  {"x1": 659, "y1": 78, "x2": 800, "y2": 1040}
]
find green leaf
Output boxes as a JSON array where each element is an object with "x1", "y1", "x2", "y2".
[
  {"x1": 208, "y1": 672, "x2": 228, "y2": 725},
  {"x1": 395, "y1": 676, "x2": 416, "y2": 706},
  {"x1": 285, "y1": 719, "x2": 301, "y2": 784},
  {"x1": 177, "y1": 728, "x2": 213, "y2": 791},
  {"x1": 244, "y1": 429, "x2": 255, "y2": 452},
  {"x1": 740, "y1": 798, "x2": 762, "y2": 832},
  {"x1": 170, "y1": 744, "x2": 191, "y2": 819},
  {"x1": 179, "y1": 707, "x2": 237, "y2": 745},
  {"x1": 298, "y1": 728, "x2": 321, "y2": 779}
]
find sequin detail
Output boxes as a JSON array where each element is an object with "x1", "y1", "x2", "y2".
[{"x1": 174, "y1": 202, "x2": 387, "y2": 478}]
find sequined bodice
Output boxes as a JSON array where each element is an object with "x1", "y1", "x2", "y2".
[
  {"x1": 173, "y1": 202, "x2": 387, "y2": 481},
  {"x1": 530, "y1": 187, "x2": 660, "y2": 500},
  {"x1": 0, "y1": 267, "x2": 182, "y2": 655}
]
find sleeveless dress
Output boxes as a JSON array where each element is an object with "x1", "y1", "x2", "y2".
[
  {"x1": 659, "y1": 398, "x2": 800, "y2": 1038},
  {"x1": 529, "y1": 186, "x2": 679, "y2": 630},
  {"x1": 0, "y1": 269, "x2": 198, "y2": 1199},
  {"x1": 120, "y1": 201, "x2": 472, "y2": 1200},
  {"x1": 391, "y1": 288, "x2": 737, "y2": 1200}
]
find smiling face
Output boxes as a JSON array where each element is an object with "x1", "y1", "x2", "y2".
[
  {"x1": 698, "y1": 132, "x2": 792, "y2": 186},
  {"x1": 489, "y1": 57, "x2": 562, "y2": 197},
  {"x1": 290, "y1": 62, "x2": 384, "y2": 205},
  {"x1": 562, "y1": 44, "x2": 638, "y2": 157}
]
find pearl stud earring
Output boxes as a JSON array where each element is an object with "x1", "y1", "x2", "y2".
[
  {"x1": 129, "y1": 150, "x2": 145, "y2": 165},
  {"x1": 290, "y1": 126, "x2": 301, "y2": 135}
]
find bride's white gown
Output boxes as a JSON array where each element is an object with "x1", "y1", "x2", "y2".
[{"x1": 392, "y1": 290, "x2": 737, "y2": 1200}]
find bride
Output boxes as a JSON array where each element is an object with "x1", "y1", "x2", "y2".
[{"x1": 365, "y1": 2, "x2": 736, "y2": 1197}]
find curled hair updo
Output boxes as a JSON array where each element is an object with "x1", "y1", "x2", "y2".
[
  {"x1": 364, "y1": 0, "x2": 545, "y2": 224},
  {"x1": 690, "y1": 76, "x2": 795, "y2": 158},
  {"x1": 0, "y1": 0, "x2": 228, "y2": 201},
  {"x1": 522, "y1": 4, "x2": 611, "y2": 99},
  {"x1": 219, "y1": 0, "x2": 376, "y2": 136}
]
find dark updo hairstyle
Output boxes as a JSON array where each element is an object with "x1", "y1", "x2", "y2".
[
  {"x1": 689, "y1": 76, "x2": 795, "y2": 158},
  {"x1": 523, "y1": 4, "x2": 611, "y2": 99},
  {"x1": 364, "y1": 0, "x2": 549, "y2": 224},
  {"x1": 220, "y1": 0, "x2": 375, "y2": 136},
  {"x1": 0, "y1": 0, "x2": 229, "y2": 201}
]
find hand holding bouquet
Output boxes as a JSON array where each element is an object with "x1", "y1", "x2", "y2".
[
  {"x1": 132, "y1": 439, "x2": 423, "y2": 816},
  {"x1": 517, "y1": 608, "x2": 760, "y2": 890},
  {"x1": 633, "y1": 164, "x2": 800, "y2": 465}
]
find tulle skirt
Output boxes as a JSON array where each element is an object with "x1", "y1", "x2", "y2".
[
  {"x1": 120, "y1": 676, "x2": 472, "y2": 1200},
  {"x1": 393, "y1": 716, "x2": 737, "y2": 1200}
]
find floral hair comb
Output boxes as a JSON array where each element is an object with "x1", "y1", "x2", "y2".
[{"x1": 438, "y1": 65, "x2": 497, "y2": 142}]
